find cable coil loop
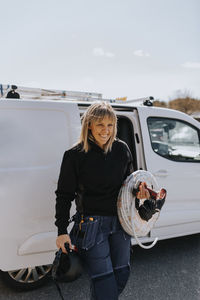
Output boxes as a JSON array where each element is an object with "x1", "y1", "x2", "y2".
[{"x1": 117, "y1": 170, "x2": 166, "y2": 249}]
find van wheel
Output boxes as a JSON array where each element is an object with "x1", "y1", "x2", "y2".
[{"x1": 1, "y1": 264, "x2": 52, "y2": 291}]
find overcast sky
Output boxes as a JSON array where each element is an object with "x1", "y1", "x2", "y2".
[{"x1": 1, "y1": 0, "x2": 200, "y2": 101}]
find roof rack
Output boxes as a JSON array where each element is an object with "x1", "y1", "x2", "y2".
[
  {"x1": 125, "y1": 96, "x2": 154, "y2": 106},
  {"x1": 0, "y1": 84, "x2": 154, "y2": 105},
  {"x1": 0, "y1": 84, "x2": 102, "y2": 101}
]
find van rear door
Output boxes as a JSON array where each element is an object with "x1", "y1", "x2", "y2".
[
  {"x1": 137, "y1": 106, "x2": 200, "y2": 238},
  {"x1": 0, "y1": 99, "x2": 81, "y2": 271}
]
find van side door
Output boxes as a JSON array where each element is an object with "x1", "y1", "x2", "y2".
[{"x1": 137, "y1": 106, "x2": 200, "y2": 238}]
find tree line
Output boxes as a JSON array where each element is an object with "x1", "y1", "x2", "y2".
[{"x1": 153, "y1": 97, "x2": 200, "y2": 115}]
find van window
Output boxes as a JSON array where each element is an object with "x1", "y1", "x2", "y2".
[{"x1": 147, "y1": 117, "x2": 200, "y2": 162}]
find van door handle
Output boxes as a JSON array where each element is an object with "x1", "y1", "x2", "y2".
[{"x1": 154, "y1": 170, "x2": 168, "y2": 177}]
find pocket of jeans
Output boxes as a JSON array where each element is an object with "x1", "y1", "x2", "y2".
[
  {"x1": 83, "y1": 218, "x2": 100, "y2": 250},
  {"x1": 70, "y1": 218, "x2": 101, "y2": 250}
]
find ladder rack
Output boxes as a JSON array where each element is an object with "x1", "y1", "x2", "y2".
[
  {"x1": 0, "y1": 84, "x2": 154, "y2": 105},
  {"x1": 0, "y1": 84, "x2": 102, "y2": 101}
]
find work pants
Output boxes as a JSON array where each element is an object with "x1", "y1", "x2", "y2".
[{"x1": 78, "y1": 216, "x2": 131, "y2": 300}]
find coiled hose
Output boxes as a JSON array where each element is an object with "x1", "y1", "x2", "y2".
[{"x1": 117, "y1": 170, "x2": 163, "y2": 249}]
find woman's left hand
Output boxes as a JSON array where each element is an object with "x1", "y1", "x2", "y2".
[{"x1": 137, "y1": 182, "x2": 150, "y2": 199}]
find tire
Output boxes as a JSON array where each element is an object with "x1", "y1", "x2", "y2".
[{"x1": 0, "y1": 264, "x2": 52, "y2": 291}]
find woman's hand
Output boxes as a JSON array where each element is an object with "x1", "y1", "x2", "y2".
[
  {"x1": 137, "y1": 182, "x2": 150, "y2": 199},
  {"x1": 56, "y1": 234, "x2": 73, "y2": 254}
]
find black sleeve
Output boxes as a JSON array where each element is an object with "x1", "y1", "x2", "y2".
[
  {"x1": 55, "y1": 150, "x2": 78, "y2": 236},
  {"x1": 124, "y1": 143, "x2": 134, "y2": 179}
]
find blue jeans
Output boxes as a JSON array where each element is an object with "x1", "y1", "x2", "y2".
[{"x1": 71, "y1": 215, "x2": 131, "y2": 300}]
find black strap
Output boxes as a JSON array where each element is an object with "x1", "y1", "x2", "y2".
[
  {"x1": 52, "y1": 221, "x2": 76, "y2": 300},
  {"x1": 52, "y1": 243, "x2": 72, "y2": 300},
  {"x1": 52, "y1": 249, "x2": 62, "y2": 280},
  {"x1": 52, "y1": 249, "x2": 65, "y2": 300},
  {"x1": 53, "y1": 279, "x2": 65, "y2": 300}
]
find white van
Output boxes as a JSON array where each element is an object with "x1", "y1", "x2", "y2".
[{"x1": 0, "y1": 85, "x2": 200, "y2": 290}]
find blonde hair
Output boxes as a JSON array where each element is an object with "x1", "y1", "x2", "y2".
[{"x1": 79, "y1": 102, "x2": 117, "y2": 153}]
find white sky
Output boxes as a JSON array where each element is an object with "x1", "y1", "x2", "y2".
[{"x1": 0, "y1": 0, "x2": 200, "y2": 101}]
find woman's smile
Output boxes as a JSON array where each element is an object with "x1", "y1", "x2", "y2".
[{"x1": 89, "y1": 116, "x2": 114, "y2": 148}]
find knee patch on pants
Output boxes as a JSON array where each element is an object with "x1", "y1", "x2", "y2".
[
  {"x1": 91, "y1": 272, "x2": 118, "y2": 300},
  {"x1": 114, "y1": 265, "x2": 130, "y2": 295}
]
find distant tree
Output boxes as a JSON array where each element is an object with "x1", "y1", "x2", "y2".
[
  {"x1": 153, "y1": 89, "x2": 200, "y2": 115},
  {"x1": 168, "y1": 97, "x2": 200, "y2": 114},
  {"x1": 153, "y1": 100, "x2": 167, "y2": 108}
]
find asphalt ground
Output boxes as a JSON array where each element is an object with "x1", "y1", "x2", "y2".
[{"x1": 0, "y1": 233, "x2": 200, "y2": 300}]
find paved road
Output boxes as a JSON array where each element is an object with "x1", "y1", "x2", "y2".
[{"x1": 0, "y1": 234, "x2": 200, "y2": 300}]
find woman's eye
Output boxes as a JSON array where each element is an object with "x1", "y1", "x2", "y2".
[{"x1": 96, "y1": 123, "x2": 113, "y2": 127}]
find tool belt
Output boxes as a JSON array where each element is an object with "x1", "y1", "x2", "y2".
[{"x1": 70, "y1": 213, "x2": 102, "y2": 251}]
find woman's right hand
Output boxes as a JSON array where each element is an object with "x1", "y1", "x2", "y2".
[{"x1": 56, "y1": 234, "x2": 73, "y2": 254}]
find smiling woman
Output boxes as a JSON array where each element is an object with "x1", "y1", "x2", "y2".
[
  {"x1": 55, "y1": 101, "x2": 135, "y2": 300},
  {"x1": 89, "y1": 116, "x2": 114, "y2": 148}
]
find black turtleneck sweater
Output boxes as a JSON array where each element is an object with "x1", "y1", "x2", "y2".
[{"x1": 55, "y1": 139, "x2": 134, "y2": 236}]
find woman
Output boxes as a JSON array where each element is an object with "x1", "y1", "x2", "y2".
[{"x1": 55, "y1": 101, "x2": 146, "y2": 299}]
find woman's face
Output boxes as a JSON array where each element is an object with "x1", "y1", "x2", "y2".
[{"x1": 89, "y1": 116, "x2": 114, "y2": 148}]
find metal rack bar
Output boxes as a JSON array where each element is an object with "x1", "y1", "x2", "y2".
[{"x1": 0, "y1": 84, "x2": 154, "y2": 106}]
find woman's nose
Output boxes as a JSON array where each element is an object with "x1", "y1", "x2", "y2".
[{"x1": 102, "y1": 126, "x2": 109, "y2": 133}]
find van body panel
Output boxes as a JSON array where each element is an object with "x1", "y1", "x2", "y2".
[
  {"x1": 18, "y1": 232, "x2": 57, "y2": 256},
  {"x1": 0, "y1": 99, "x2": 81, "y2": 270}
]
